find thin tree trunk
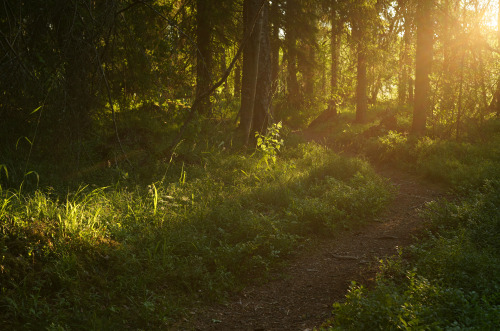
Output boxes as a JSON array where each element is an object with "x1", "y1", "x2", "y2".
[
  {"x1": 411, "y1": 0, "x2": 434, "y2": 135},
  {"x1": 196, "y1": 0, "x2": 212, "y2": 114},
  {"x1": 456, "y1": 53, "x2": 464, "y2": 141},
  {"x1": 330, "y1": 11, "x2": 341, "y2": 100},
  {"x1": 270, "y1": 0, "x2": 280, "y2": 95},
  {"x1": 239, "y1": 0, "x2": 264, "y2": 144},
  {"x1": 252, "y1": 1, "x2": 272, "y2": 135},
  {"x1": 304, "y1": 43, "x2": 315, "y2": 96},
  {"x1": 285, "y1": 0, "x2": 299, "y2": 105},
  {"x1": 354, "y1": 22, "x2": 368, "y2": 123},
  {"x1": 441, "y1": 0, "x2": 455, "y2": 115},
  {"x1": 398, "y1": 4, "x2": 411, "y2": 104}
]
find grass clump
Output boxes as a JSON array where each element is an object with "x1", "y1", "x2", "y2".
[{"x1": 0, "y1": 141, "x2": 391, "y2": 329}]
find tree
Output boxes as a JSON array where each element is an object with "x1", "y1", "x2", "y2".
[
  {"x1": 270, "y1": 0, "x2": 282, "y2": 95},
  {"x1": 330, "y1": 3, "x2": 343, "y2": 104},
  {"x1": 238, "y1": 0, "x2": 265, "y2": 144},
  {"x1": 398, "y1": 0, "x2": 414, "y2": 105},
  {"x1": 284, "y1": 0, "x2": 300, "y2": 105},
  {"x1": 196, "y1": 0, "x2": 213, "y2": 114},
  {"x1": 252, "y1": 3, "x2": 273, "y2": 134},
  {"x1": 351, "y1": 5, "x2": 369, "y2": 123},
  {"x1": 411, "y1": 0, "x2": 434, "y2": 135}
]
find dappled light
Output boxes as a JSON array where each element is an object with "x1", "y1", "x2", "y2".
[{"x1": 1, "y1": 0, "x2": 499, "y2": 329}]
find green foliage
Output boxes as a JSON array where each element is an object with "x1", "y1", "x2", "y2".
[
  {"x1": 0, "y1": 141, "x2": 391, "y2": 329},
  {"x1": 322, "y1": 177, "x2": 500, "y2": 331},
  {"x1": 256, "y1": 122, "x2": 284, "y2": 169}
]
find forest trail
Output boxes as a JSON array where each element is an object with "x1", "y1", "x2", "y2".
[{"x1": 183, "y1": 135, "x2": 448, "y2": 331}]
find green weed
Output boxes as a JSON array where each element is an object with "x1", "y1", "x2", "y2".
[{"x1": 0, "y1": 141, "x2": 391, "y2": 329}]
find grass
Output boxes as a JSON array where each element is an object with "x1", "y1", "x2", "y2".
[
  {"x1": 0, "y1": 138, "x2": 392, "y2": 329},
  {"x1": 320, "y1": 180, "x2": 500, "y2": 330},
  {"x1": 313, "y1": 107, "x2": 500, "y2": 330}
]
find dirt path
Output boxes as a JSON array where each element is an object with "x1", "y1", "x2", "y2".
[{"x1": 183, "y1": 147, "x2": 448, "y2": 330}]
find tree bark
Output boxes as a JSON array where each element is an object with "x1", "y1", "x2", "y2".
[
  {"x1": 270, "y1": 0, "x2": 280, "y2": 95},
  {"x1": 238, "y1": 0, "x2": 264, "y2": 144},
  {"x1": 398, "y1": 2, "x2": 411, "y2": 104},
  {"x1": 330, "y1": 10, "x2": 341, "y2": 101},
  {"x1": 196, "y1": 0, "x2": 212, "y2": 114},
  {"x1": 303, "y1": 43, "x2": 315, "y2": 97},
  {"x1": 252, "y1": 2, "x2": 272, "y2": 135},
  {"x1": 354, "y1": 21, "x2": 368, "y2": 123},
  {"x1": 411, "y1": 0, "x2": 434, "y2": 135},
  {"x1": 441, "y1": 0, "x2": 455, "y2": 115},
  {"x1": 285, "y1": 0, "x2": 300, "y2": 105}
]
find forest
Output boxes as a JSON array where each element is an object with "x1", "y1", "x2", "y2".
[{"x1": 0, "y1": 0, "x2": 499, "y2": 329}]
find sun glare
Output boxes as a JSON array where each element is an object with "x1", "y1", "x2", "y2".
[{"x1": 481, "y1": 0, "x2": 499, "y2": 29}]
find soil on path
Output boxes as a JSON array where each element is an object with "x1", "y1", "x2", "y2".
[{"x1": 183, "y1": 138, "x2": 448, "y2": 331}]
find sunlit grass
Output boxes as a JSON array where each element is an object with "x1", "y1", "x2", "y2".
[{"x1": 0, "y1": 141, "x2": 392, "y2": 329}]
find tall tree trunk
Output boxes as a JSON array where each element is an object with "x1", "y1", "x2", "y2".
[
  {"x1": 270, "y1": 0, "x2": 280, "y2": 95},
  {"x1": 411, "y1": 0, "x2": 434, "y2": 135},
  {"x1": 285, "y1": 0, "x2": 300, "y2": 105},
  {"x1": 441, "y1": 0, "x2": 455, "y2": 115},
  {"x1": 398, "y1": 3, "x2": 411, "y2": 104},
  {"x1": 239, "y1": 0, "x2": 264, "y2": 144},
  {"x1": 330, "y1": 10, "x2": 341, "y2": 102},
  {"x1": 196, "y1": 0, "x2": 212, "y2": 114},
  {"x1": 354, "y1": 22, "x2": 368, "y2": 123},
  {"x1": 303, "y1": 43, "x2": 315, "y2": 97},
  {"x1": 252, "y1": 2, "x2": 272, "y2": 134}
]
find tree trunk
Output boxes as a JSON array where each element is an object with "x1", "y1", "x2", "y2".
[
  {"x1": 270, "y1": 0, "x2": 280, "y2": 95},
  {"x1": 196, "y1": 0, "x2": 212, "y2": 115},
  {"x1": 441, "y1": 0, "x2": 455, "y2": 115},
  {"x1": 238, "y1": 0, "x2": 264, "y2": 144},
  {"x1": 370, "y1": 75, "x2": 381, "y2": 104},
  {"x1": 411, "y1": 0, "x2": 434, "y2": 136},
  {"x1": 252, "y1": 2, "x2": 272, "y2": 135},
  {"x1": 304, "y1": 43, "x2": 315, "y2": 97},
  {"x1": 285, "y1": 0, "x2": 300, "y2": 105},
  {"x1": 330, "y1": 10, "x2": 341, "y2": 101},
  {"x1": 398, "y1": 3, "x2": 411, "y2": 104},
  {"x1": 354, "y1": 23, "x2": 368, "y2": 123}
]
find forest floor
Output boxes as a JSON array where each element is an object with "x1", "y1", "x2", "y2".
[{"x1": 181, "y1": 131, "x2": 449, "y2": 331}]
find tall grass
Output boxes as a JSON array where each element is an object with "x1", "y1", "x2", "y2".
[{"x1": 0, "y1": 141, "x2": 391, "y2": 329}]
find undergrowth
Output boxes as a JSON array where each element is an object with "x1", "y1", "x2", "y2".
[
  {"x1": 314, "y1": 107, "x2": 500, "y2": 330},
  {"x1": 321, "y1": 180, "x2": 500, "y2": 330},
  {"x1": 0, "y1": 140, "x2": 391, "y2": 329}
]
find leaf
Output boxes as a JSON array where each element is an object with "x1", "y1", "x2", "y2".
[
  {"x1": 16, "y1": 136, "x2": 32, "y2": 149},
  {"x1": 30, "y1": 106, "x2": 42, "y2": 115},
  {"x1": 0, "y1": 164, "x2": 7, "y2": 179}
]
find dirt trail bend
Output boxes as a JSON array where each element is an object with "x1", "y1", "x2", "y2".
[{"x1": 185, "y1": 161, "x2": 447, "y2": 331}]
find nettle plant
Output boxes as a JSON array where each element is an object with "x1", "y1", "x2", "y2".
[{"x1": 255, "y1": 121, "x2": 284, "y2": 169}]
